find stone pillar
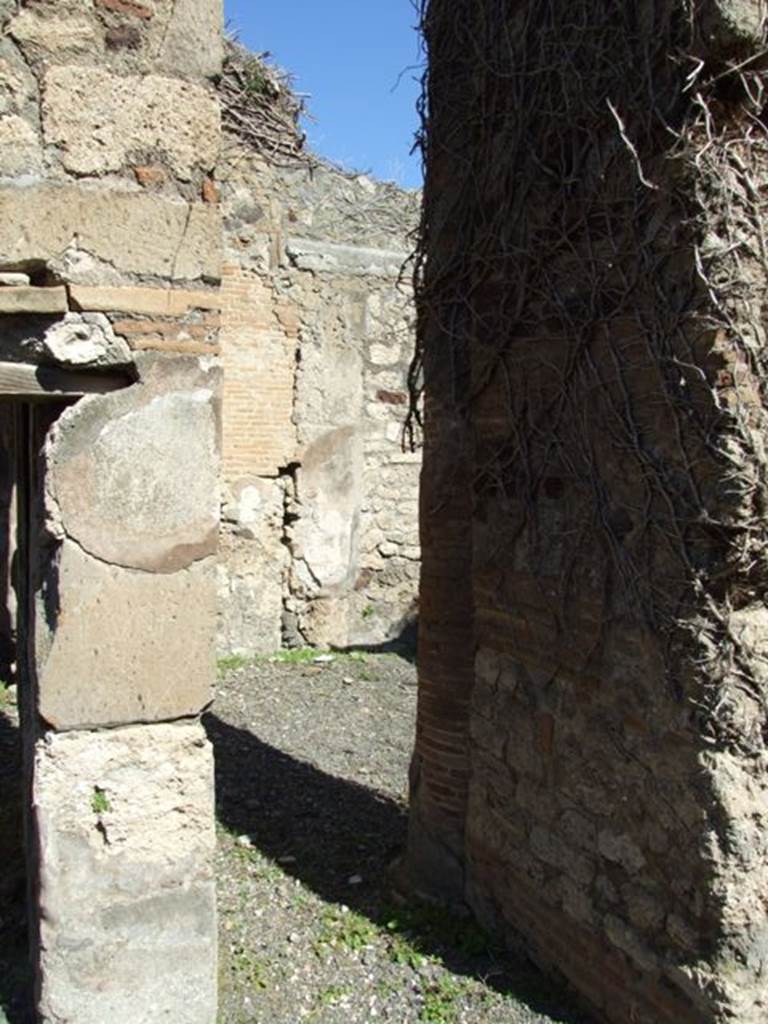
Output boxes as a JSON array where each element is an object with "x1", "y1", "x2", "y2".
[
  {"x1": 0, "y1": 2, "x2": 223, "y2": 1021},
  {"x1": 409, "y1": 2, "x2": 768, "y2": 1022}
]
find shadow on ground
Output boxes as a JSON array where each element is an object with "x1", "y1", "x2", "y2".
[
  {"x1": 331, "y1": 618, "x2": 419, "y2": 664},
  {"x1": 0, "y1": 710, "x2": 32, "y2": 1024},
  {"x1": 205, "y1": 711, "x2": 593, "y2": 1023}
]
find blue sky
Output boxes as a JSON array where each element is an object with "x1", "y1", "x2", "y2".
[{"x1": 223, "y1": 1, "x2": 424, "y2": 189}]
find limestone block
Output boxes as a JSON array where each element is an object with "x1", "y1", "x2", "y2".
[
  {"x1": 0, "y1": 285, "x2": 67, "y2": 314},
  {"x1": 0, "y1": 39, "x2": 39, "y2": 118},
  {"x1": 299, "y1": 594, "x2": 352, "y2": 648},
  {"x1": 43, "y1": 65, "x2": 220, "y2": 180},
  {"x1": 47, "y1": 362, "x2": 219, "y2": 573},
  {"x1": 8, "y1": 10, "x2": 99, "y2": 63},
  {"x1": 0, "y1": 185, "x2": 221, "y2": 281},
  {"x1": 33, "y1": 722, "x2": 217, "y2": 1024},
  {"x1": 700, "y1": 0, "x2": 766, "y2": 54},
  {"x1": 36, "y1": 540, "x2": 215, "y2": 729},
  {"x1": 217, "y1": 478, "x2": 288, "y2": 655},
  {"x1": 293, "y1": 425, "x2": 363, "y2": 591},
  {"x1": 155, "y1": 0, "x2": 224, "y2": 80},
  {"x1": 286, "y1": 236, "x2": 408, "y2": 278},
  {"x1": 0, "y1": 114, "x2": 42, "y2": 176},
  {"x1": 296, "y1": 339, "x2": 364, "y2": 446},
  {"x1": 42, "y1": 313, "x2": 133, "y2": 368},
  {"x1": 70, "y1": 284, "x2": 221, "y2": 316}
]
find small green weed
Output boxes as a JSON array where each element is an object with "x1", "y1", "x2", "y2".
[
  {"x1": 361, "y1": 604, "x2": 375, "y2": 620},
  {"x1": 420, "y1": 976, "x2": 466, "y2": 1023},
  {"x1": 91, "y1": 787, "x2": 111, "y2": 815},
  {"x1": 229, "y1": 944, "x2": 268, "y2": 990},
  {"x1": 317, "y1": 984, "x2": 351, "y2": 1007},
  {"x1": 313, "y1": 907, "x2": 378, "y2": 956},
  {"x1": 384, "y1": 901, "x2": 494, "y2": 960},
  {"x1": 389, "y1": 931, "x2": 427, "y2": 970},
  {"x1": 217, "y1": 653, "x2": 252, "y2": 674}
]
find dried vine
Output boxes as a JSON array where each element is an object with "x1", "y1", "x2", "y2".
[
  {"x1": 409, "y1": 0, "x2": 768, "y2": 753},
  {"x1": 220, "y1": 40, "x2": 312, "y2": 165}
]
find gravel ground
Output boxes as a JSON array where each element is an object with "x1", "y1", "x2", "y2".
[
  {"x1": 0, "y1": 651, "x2": 592, "y2": 1024},
  {"x1": 210, "y1": 649, "x2": 591, "y2": 1024}
]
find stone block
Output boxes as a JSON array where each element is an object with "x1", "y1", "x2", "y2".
[
  {"x1": 292, "y1": 425, "x2": 363, "y2": 599},
  {"x1": 286, "y1": 236, "x2": 408, "y2": 278},
  {"x1": 36, "y1": 540, "x2": 215, "y2": 729},
  {"x1": 0, "y1": 38, "x2": 39, "y2": 119},
  {"x1": 157, "y1": 0, "x2": 224, "y2": 80},
  {"x1": 47, "y1": 361, "x2": 219, "y2": 573},
  {"x1": 69, "y1": 284, "x2": 221, "y2": 316},
  {"x1": 8, "y1": 10, "x2": 100, "y2": 64},
  {"x1": 33, "y1": 721, "x2": 217, "y2": 1024},
  {"x1": 0, "y1": 285, "x2": 67, "y2": 314},
  {"x1": 42, "y1": 313, "x2": 132, "y2": 368},
  {"x1": 217, "y1": 478, "x2": 287, "y2": 654},
  {"x1": 0, "y1": 113, "x2": 42, "y2": 175},
  {"x1": 43, "y1": 65, "x2": 220, "y2": 180},
  {"x1": 0, "y1": 185, "x2": 221, "y2": 282}
]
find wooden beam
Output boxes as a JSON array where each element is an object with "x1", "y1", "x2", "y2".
[{"x1": 0, "y1": 361, "x2": 129, "y2": 398}]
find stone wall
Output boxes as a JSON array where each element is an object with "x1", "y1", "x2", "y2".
[
  {"x1": 0, "y1": 1, "x2": 223, "y2": 1020},
  {"x1": 217, "y1": 143, "x2": 421, "y2": 653},
  {"x1": 408, "y1": 2, "x2": 768, "y2": 1023}
]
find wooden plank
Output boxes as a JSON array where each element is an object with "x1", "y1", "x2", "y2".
[{"x1": 0, "y1": 361, "x2": 128, "y2": 398}]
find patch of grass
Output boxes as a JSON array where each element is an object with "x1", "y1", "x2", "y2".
[
  {"x1": 361, "y1": 604, "x2": 376, "y2": 620},
  {"x1": 384, "y1": 901, "x2": 495, "y2": 961},
  {"x1": 91, "y1": 787, "x2": 111, "y2": 815},
  {"x1": 389, "y1": 931, "x2": 428, "y2": 970},
  {"x1": 317, "y1": 984, "x2": 351, "y2": 1007},
  {"x1": 217, "y1": 653, "x2": 252, "y2": 674},
  {"x1": 419, "y1": 976, "x2": 467, "y2": 1023},
  {"x1": 313, "y1": 907, "x2": 378, "y2": 957},
  {"x1": 228, "y1": 943, "x2": 268, "y2": 990}
]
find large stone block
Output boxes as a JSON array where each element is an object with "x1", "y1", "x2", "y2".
[
  {"x1": 293, "y1": 426, "x2": 363, "y2": 592},
  {"x1": 7, "y1": 0, "x2": 223, "y2": 80},
  {"x1": 33, "y1": 722, "x2": 217, "y2": 1024},
  {"x1": 36, "y1": 540, "x2": 216, "y2": 729},
  {"x1": 0, "y1": 185, "x2": 221, "y2": 282},
  {"x1": 43, "y1": 65, "x2": 220, "y2": 180},
  {"x1": 217, "y1": 478, "x2": 287, "y2": 654},
  {"x1": 0, "y1": 113, "x2": 42, "y2": 176},
  {"x1": 46, "y1": 358, "x2": 219, "y2": 573},
  {"x1": 156, "y1": 0, "x2": 224, "y2": 81}
]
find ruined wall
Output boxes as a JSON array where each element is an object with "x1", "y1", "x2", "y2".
[
  {"x1": 0, "y1": 1, "x2": 223, "y2": 1020},
  {"x1": 409, "y1": 2, "x2": 768, "y2": 1023},
  {"x1": 217, "y1": 137, "x2": 421, "y2": 653}
]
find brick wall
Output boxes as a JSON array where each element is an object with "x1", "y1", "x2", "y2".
[
  {"x1": 407, "y1": 2, "x2": 768, "y2": 1022},
  {"x1": 217, "y1": 149, "x2": 421, "y2": 654}
]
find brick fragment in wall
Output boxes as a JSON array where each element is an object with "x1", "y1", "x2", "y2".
[
  {"x1": 133, "y1": 164, "x2": 167, "y2": 188},
  {"x1": 111, "y1": 315, "x2": 220, "y2": 355},
  {"x1": 42, "y1": 66, "x2": 220, "y2": 180}
]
